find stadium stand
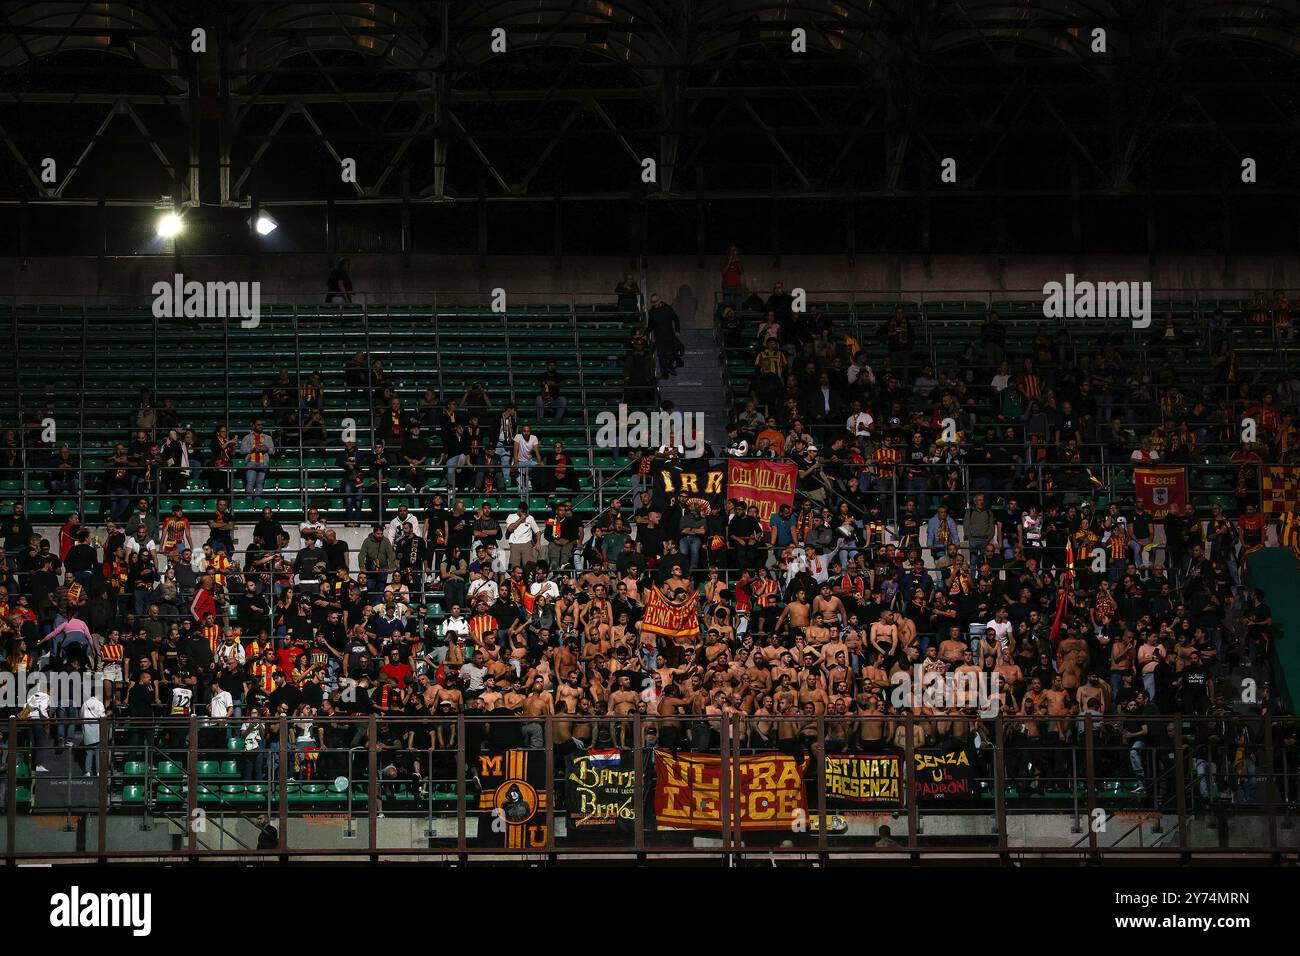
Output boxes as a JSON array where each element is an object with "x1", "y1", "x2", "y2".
[{"x1": 0, "y1": 284, "x2": 1297, "y2": 859}]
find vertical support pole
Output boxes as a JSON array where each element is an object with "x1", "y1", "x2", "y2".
[
  {"x1": 187, "y1": 714, "x2": 199, "y2": 854},
  {"x1": 544, "y1": 716, "x2": 555, "y2": 853},
  {"x1": 1263, "y1": 716, "x2": 1278, "y2": 854},
  {"x1": 278, "y1": 717, "x2": 289, "y2": 853},
  {"x1": 816, "y1": 717, "x2": 828, "y2": 855},
  {"x1": 904, "y1": 713, "x2": 918, "y2": 851},
  {"x1": 994, "y1": 713, "x2": 1007, "y2": 857},
  {"x1": 367, "y1": 716, "x2": 378, "y2": 855},
  {"x1": 97, "y1": 717, "x2": 109, "y2": 857},
  {"x1": 6, "y1": 717, "x2": 16, "y2": 861},
  {"x1": 1173, "y1": 719, "x2": 1189, "y2": 852},
  {"x1": 1084, "y1": 717, "x2": 1098, "y2": 854},
  {"x1": 633, "y1": 712, "x2": 645, "y2": 853},
  {"x1": 456, "y1": 715, "x2": 466, "y2": 854},
  {"x1": 718, "y1": 717, "x2": 731, "y2": 856}
]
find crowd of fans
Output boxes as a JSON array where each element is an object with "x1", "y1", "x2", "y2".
[{"x1": 0, "y1": 263, "x2": 1294, "y2": 810}]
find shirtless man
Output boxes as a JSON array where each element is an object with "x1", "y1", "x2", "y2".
[
  {"x1": 895, "y1": 611, "x2": 918, "y2": 657},
  {"x1": 805, "y1": 612, "x2": 835, "y2": 648},
  {"x1": 797, "y1": 671, "x2": 829, "y2": 715},
  {"x1": 870, "y1": 610, "x2": 900, "y2": 662},
  {"x1": 775, "y1": 589, "x2": 812, "y2": 635},
  {"x1": 811, "y1": 582, "x2": 846, "y2": 628},
  {"x1": 1056, "y1": 629, "x2": 1090, "y2": 692},
  {"x1": 1076, "y1": 672, "x2": 1109, "y2": 715},
  {"x1": 520, "y1": 675, "x2": 555, "y2": 747},
  {"x1": 656, "y1": 682, "x2": 690, "y2": 751},
  {"x1": 555, "y1": 640, "x2": 581, "y2": 680},
  {"x1": 937, "y1": 625, "x2": 969, "y2": 666},
  {"x1": 608, "y1": 675, "x2": 640, "y2": 747},
  {"x1": 557, "y1": 669, "x2": 585, "y2": 713}
]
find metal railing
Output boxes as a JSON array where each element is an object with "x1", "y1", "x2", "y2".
[{"x1": 2, "y1": 713, "x2": 1294, "y2": 862}]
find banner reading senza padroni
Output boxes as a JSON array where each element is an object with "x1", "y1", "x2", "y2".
[
  {"x1": 726, "y1": 459, "x2": 797, "y2": 531},
  {"x1": 1134, "y1": 466, "x2": 1187, "y2": 520},
  {"x1": 824, "y1": 752, "x2": 903, "y2": 807},
  {"x1": 654, "y1": 750, "x2": 807, "y2": 830},
  {"x1": 914, "y1": 743, "x2": 975, "y2": 803}
]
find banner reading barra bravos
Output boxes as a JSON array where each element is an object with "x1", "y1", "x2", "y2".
[
  {"x1": 653, "y1": 750, "x2": 807, "y2": 830},
  {"x1": 726, "y1": 459, "x2": 797, "y2": 531}
]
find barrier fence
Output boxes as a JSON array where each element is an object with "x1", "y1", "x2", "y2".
[{"x1": 3, "y1": 714, "x2": 1297, "y2": 862}]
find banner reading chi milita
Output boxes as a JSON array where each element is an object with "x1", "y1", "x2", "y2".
[
  {"x1": 726, "y1": 459, "x2": 797, "y2": 531},
  {"x1": 1133, "y1": 466, "x2": 1187, "y2": 520}
]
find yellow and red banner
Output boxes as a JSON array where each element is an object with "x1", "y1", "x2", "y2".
[
  {"x1": 1263, "y1": 466, "x2": 1300, "y2": 517},
  {"x1": 1134, "y1": 466, "x2": 1186, "y2": 520},
  {"x1": 654, "y1": 750, "x2": 807, "y2": 830},
  {"x1": 640, "y1": 585, "x2": 700, "y2": 643},
  {"x1": 727, "y1": 459, "x2": 797, "y2": 531}
]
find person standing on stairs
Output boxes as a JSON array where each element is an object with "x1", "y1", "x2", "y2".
[{"x1": 647, "y1": 293, "x2": 682, "y2": 379}]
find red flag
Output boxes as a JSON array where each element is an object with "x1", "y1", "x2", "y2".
[{"x1": 1049, "y1": 542, "x2": 1074, "y2": 644}]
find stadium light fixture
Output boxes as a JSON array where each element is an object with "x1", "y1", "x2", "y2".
[
  {"x1": 255, "y1": 212, "x2": 278, "y2": 236},
  {"x1": 156, "y1": 212, "x2": 183, "y2": 238}
]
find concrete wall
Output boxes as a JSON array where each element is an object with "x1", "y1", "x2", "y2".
[{"x1": 8, "y1": 809, "x2": 1293, "y2": 858}]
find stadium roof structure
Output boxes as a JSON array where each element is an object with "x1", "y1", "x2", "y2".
[{"x1": 0, "y1": 0, "x2": 1298, "y2": 255}]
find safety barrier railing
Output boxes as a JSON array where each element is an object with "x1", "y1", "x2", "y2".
[{"x1": 2, "y1": 714, "x2": 1294, "y2": 861}]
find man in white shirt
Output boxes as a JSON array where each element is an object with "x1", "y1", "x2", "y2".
[
  {"x1": 511, "y1": 424, "x2": 542, "y2": 498},
  {"x1": 467, "y1": 567, "x2": 499, "y2": 605},
  {"x1": 846, "y1": 402, "x2": 874, "y2": 438},
  {"x1": 505, "y1": 503, "x2": 541, "y2": 568},
  {"x1": 1130, "y1": 437, "x2": 1160, "y2": 462},
  {"x1": 384, "y1": 504, "x2": 417, "y2": 543},
  {"x1": 81, "y1": 693, "x2": 106, "y2": 775},
  {"x1": 25, "y1": 686, "x2": 53, "y2": 772},
  {"x1": 125, "y1": 525, "x2": 159, "y2": 560},
  {"x1": 299, "y1": 507, "x2": 328, "y2": 544},
  {"x1": 984, "y1": 607, "x2": 1014, "y2": 649}
]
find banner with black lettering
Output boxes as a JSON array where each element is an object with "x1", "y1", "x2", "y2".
[
  {"x1": 823, "y1": 751, "x2": 903, "y2": 808},
  {"x1": 651, "y1": 456, "x2": 726, "y2": 512},
  {"x1": 475, "y1": 749, "x2": 550, "y2": 848},
  {"x1": 563, "y1": 749, "x2": 637, "y2": 831}
]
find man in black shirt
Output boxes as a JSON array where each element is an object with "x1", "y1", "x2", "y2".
[
  {"x1": 252, "y1": 506, "x2": 287, "y2": 551},
  {"x1": 400, "y1": 424, "x2": 430, "y2": 493},
  {"x1": 425, "y1": 494, "x2": 451, "y2": 570},
  {"x1": 1177, "y1": 650, "x2": 1215, "y2": 714},
  {"x1": 234, "y1": 580, "x2": 271, "y2": 633},
  {"x1": 535, "y1": 361, "x2": 567, "y2": 420},
  {"x1": 2, "y1": 503, "x2": 32, "y2": 558},
  {"x1": 267, "y1": 671, "x2": 301, "y2": 714},
  {"x1": 728, "y1": 506, "x2": 764, "y2": 571}
]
